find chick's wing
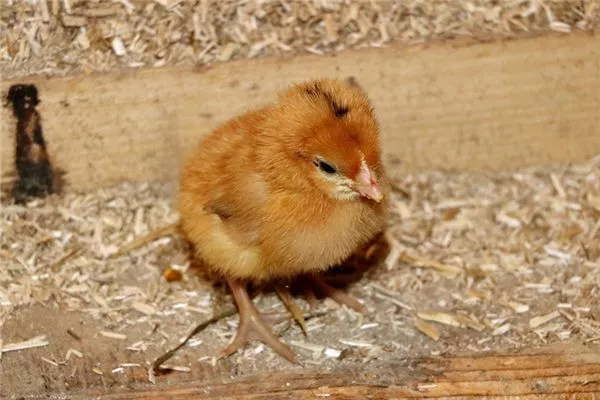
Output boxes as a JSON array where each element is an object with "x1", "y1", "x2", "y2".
[{"x1": 204, "y1": 169, "x2": 268, "y2": 248}]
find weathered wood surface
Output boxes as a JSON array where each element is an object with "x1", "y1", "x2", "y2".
[
  {"x1": 2, "y1": 31, "x2": 600, "y2": 195},
  {"x1": 5, "y1": 303, "x2": 597, "y2": 398},
  {"x1": 69, "y1": 345, "x2": 600, "y2": 399}
]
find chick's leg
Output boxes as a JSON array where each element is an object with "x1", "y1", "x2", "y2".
[
  {"x1": 302, "y1": 287, "x2": 319, "y2": 310},
  {"x1": 310, "y1": 275, "x2": 366, "y2": 313},
  {"x1": 222, "y1": 279, "x2": 298, "y2": 364},
  {"x1": 275, "y1": 286, "x2": 307, "y2": 336}
]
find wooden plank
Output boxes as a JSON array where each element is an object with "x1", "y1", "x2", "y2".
[
  {"x1": 2, "y1": 31, "x2": 600, "y2": 194},
  {"x1": 66, "y1": 345, "x2": 600, "y2": 399}
]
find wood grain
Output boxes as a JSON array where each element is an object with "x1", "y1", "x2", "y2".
[
  {"x1": 67, "y1": 345, "x2": 600, "y2": 399},
  {"x1": 2, "y1": 31, "x2": 600, "y2": 195}
]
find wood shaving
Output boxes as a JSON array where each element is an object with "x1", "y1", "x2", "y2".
[
  {"x1": 414, "y1": 319, "x2": 441, "y2": 341},
  {"x1": 506, "y1": 301, "x2": 530, "y2": 314},
  {"x1": 397, "y1": 250, "x2": 463, "y2": 278},
  {"x1": 417, "y1": 311, "x2": 461, "y2": 327},
  {"x1": 65, "y1": 348, "x2": 82, "y2": 360},
  {"x1": 370, "y1": 287, "x2": 413, "y2": 311},
  {"x1": 338, "y1": 339, "x2": 374, "y2": 348},
  {"x1": 1, "y1": 335, "x2": 49, "y2": 354},
  {"x1": 416, "y1": 312, "x2": 485, "y2": 332},
  {"x1": 111, "y1": 37, "x2": 126, "y2": 56},
  {"x1": 158, "y1": 365, "x2": 191, "y2": 373},
  {"x1": 41, "y1": 356, "x2": 59, "y2": 367},
  {"x1": 131, "y1": 301, "x2": 157, "y2": 316},
  {"x1": 493, "y1": 323, "x2": 511, "y2": 336},
  {"x1": 100, "y1": 331, "x2": 127, "y2": 340},
  {"x1": 289, "y1": 340, "x2": 325, "y2": 354},
  {"x1": 323, "y1": 348, "x2": 342, "y2": 358},
  {"x1": 529, "y1": 311, "x2": 561, "y2": 329},
  {"x1": 454, "y1": 314, "x2": 486, "y2": 332}
]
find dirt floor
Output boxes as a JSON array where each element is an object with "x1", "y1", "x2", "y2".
[{"x1": 2, "y1": 155, "x2": 599, "y2": 398}]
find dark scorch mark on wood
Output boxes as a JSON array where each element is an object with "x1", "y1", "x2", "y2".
[
  {"x1": 305, "y1": 82, "x2": 349, "y2": 118},
  {"x1": 6, "y1": 84, "x2": 56, "y2": 203}
]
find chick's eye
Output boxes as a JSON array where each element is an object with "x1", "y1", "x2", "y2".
[{"x1": 313, "y1": 159, "x2": 337, "y2": 174}]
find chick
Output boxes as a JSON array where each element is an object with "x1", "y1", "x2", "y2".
[{"x1": 178, "y1": 78, "x2": 389, "y2": 363}]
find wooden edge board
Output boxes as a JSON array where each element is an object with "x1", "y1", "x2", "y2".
[
  {"x1": 59, "y1": 345, "x2": 600, "y2": 399},
  {"x1": 2, "y1": 31, "x2": 600, "y2": 196}
]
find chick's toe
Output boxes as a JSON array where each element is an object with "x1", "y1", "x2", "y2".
[{"x1": 222, "y1": 279, "x2": 298, "y2": 364}]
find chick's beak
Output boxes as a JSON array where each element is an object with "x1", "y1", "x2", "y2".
[{"x1": 355, "y1": 161, "x2": 383, "y2": 202}]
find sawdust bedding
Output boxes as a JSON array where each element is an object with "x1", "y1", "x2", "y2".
[
  {"x1": 1, "y1": 0, "x2": 598, "y2": 80},
  {"x1": 1, "y1": 155, "x2": 599, "y2": 389}
]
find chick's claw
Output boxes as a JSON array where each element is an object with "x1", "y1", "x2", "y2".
[{"x1": 222, "y1": 279, "x2": 298, "y2": 364}]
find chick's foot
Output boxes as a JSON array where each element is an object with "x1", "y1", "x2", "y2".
[
  {"x1": 222, "y1": 279, "x2": 298, "y2": 364},
  {"x1": 305, "y1": 275, "x2": 367, "y2": 313}
]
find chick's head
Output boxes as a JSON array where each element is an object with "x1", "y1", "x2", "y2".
[{"x1": 261, "y1": 78, "x2": 384, "y2": 203}]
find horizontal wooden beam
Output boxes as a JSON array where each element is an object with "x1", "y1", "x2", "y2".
[
  {"x1": 71, "y1": 344, "x2": 600, "y2": 399},
  {"x1": 2, "y1": 32, "x2": 600, "y2": 195}
]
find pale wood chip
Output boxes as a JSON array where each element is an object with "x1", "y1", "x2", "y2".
[
  {"x1": 323, "y1": 14, "x2": 338, "y2": 42},
  {"x1": 217, "y1": 42, "x2": 238, "y2": 62},
  {"x1": 454, "y1": 314, "x2": 486, "y2": 332},
  {"x1": 2, "y1": 336, "x2": 49, "y2": 353},
  {"x1": 158, "y1": 365, "x2": 191, "y2": 372},
  {"x1": 496, "y1": 213, "x2": 522, "y2": 228},
  {"x1": 585, "y1": 336, "x2": 600, "y2": 343},
  {"x1": 372, "y1": 292, "x2": 412, "y2": 311},
  {"x1": 550, "y1": 21, "x2": 571, "y2": 33},
  {"x1": 417, "y1": 311, "x2": 461, "y2": 327},
  {"x1": 529, "y1": 311, "x2": 561, "y2": 329},
  {"x1": 550, "y1": 173, "x2": 566, "y2": 198},
  {"x1": 111, "y1": 37, "x2": 126, "y2": 56},
  {"x1": 492, "y1": 323, "x2": 511, "y2": 336},
  {"x1": 61, "y1": 14, "x2": 87, "y2": 27},
  {"x1": 507, "y1": 301, "x2": 530, "y2": 314},
  {"x1": 414, "y1": 319, "x2": 440, "y2": 341},
  {"x1": 324, "y1": 348, "x2": 342, "y2": 358},
  {"x1": 39, "y1": 0, "x2": 50, "y2": 21},
  {"x1": 416, "y1": 311, "x2": 484, "y2": 332},
  {"x1": 338, "y1": 339, "x2": 374, "y2": 348},
  {"x1": 289, "y1": 340, "x2": 325, "y2": 354},
  {"x1": 100, "y1": 331, "x2": 127, "y2": 340},
  {"x1": 80, "y1": 5, "x2": 121, "y2": 17},
  {"x1": 400, "y1": 252, "x2": 462, "y2": 278},
  {"x1": 132, "y1": 301, "x2": 157, "y2": 316},
  {"x1": 41, "y1": 356, "x2": 59, "y2": 367},
  {"x1": 587, "y1": 194, "x2": 600, "y2": 213},
  {"x1": 65, "y1": 348, "x2": 83, "y2": 360}
]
